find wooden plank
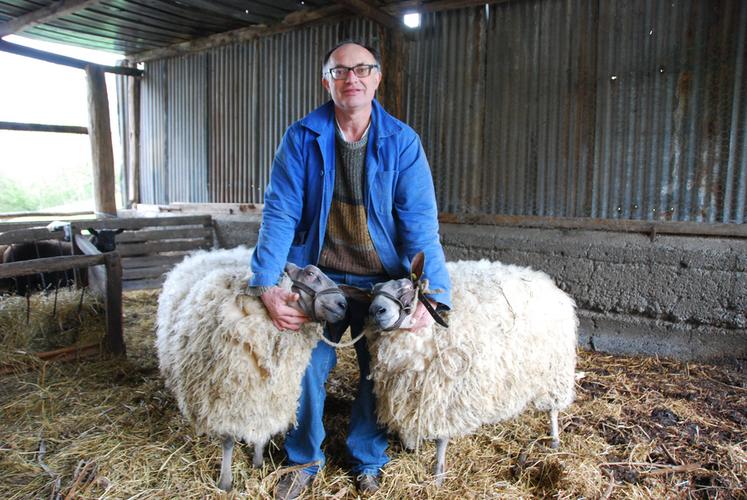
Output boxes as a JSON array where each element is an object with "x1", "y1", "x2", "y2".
[
  {"x1": 103, "y1": 252, "x2": 125, "y2": 356},
  {"x1": 0, "y1": 254, "x2": 105, "y2": 278},
  {"x1": 127, "y1": 65, "x2": 140, "y2": 206},
  {"x1": 0, "y1": 212, "x2": 93, "y2": 222},
  {"x1": 0, "y1": 0, "x2": 101, "y2": 37},
  {"x1": 116, "y1": 239, "x2": 211, "y2": 257},
  {"x1": 332, "y1": 0, "x2": 408, "y2": 35},
  {"x1": 123, "y1": 264, "x2": 172, "y2": 280},
  {"x1": 0, "y1": 40, "x2": 142, "y2": 77},
  {"x1": 86, "y1": 65, "x2": 117, "y2": 218},
  {"x1": 115, "y1": 226, "x2": 212, "y2": 243},
  {"x1": 121, "y1": 254, "x2": 188, "y2": 269},
  {"x1": 0, "y1": 121, "x2": 88, "y2": 134},
  {"x1": 386, "y1": 0, "x2": 512, "y2": 14},
  {"x1": 76, "y1": 215, "x2": 211, "y2": 231},
  {"x1": 75, "y1": 235, "x2": 105, "y2": 296},
  {"x1": 0, "y1": 228, "x2": 66, "y2": 245},
  {"x1": 123, "y1": 277, "x2": 165, "y2": 291},
  {"x1": 437, "y1": 213, "x2": 747, "y2": 239},
  {"x1": 129, "y1": 5, "x2": 346, "y2": 62}
]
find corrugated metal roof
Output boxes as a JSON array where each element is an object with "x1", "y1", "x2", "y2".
[{"x1": 0, "y1": 0, "x2": 335, "y2": 55}]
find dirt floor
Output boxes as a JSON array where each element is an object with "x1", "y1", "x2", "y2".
[{"x1": 0, "y1": 289, "x2": 745, "y2": 499}]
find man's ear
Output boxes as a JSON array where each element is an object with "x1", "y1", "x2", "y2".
[{"x1": 322, "y1": 75, "x2": 330, "y2": 93}]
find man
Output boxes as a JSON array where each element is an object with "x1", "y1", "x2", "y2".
[{"x1": 249, "y1": 41, "x2": 451, "y2": 499}]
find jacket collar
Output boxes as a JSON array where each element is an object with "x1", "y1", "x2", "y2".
[{"x1": 300, "y1": 99, "x2": 402, "y2": 140}]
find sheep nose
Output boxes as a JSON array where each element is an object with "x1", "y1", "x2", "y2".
[
  {"x1": 375, "y1": 307, "x2": 388, "y2": 316},
  {"x1": 337, "y1": 300, "x2": 347, "y2": 310}
]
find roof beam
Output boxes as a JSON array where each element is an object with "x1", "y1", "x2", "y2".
[
  {"x1": 0, "y1": 0, "x2": 101, "y2": 37},
  {"x1": 129, "y1": 5, "x2": 347, "y2": 62},
  {"x1": 0, "y1": 40, "x2": 142, "y2": 76},
  {"x1": 331, "y1": 0, "x2": 406, "y2": 34},
  {"x1": 386, "y1": 0, "x2": 512, "y2": 14}
]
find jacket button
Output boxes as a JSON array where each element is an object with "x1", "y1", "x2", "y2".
[{"x1": 320, "y1": 170, "x2": 324, "y2": 176}]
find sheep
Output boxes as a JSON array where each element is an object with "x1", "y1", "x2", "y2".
[
  {"x1": 0, "y1": 227, "x2": 122, "y2": 295},
  {"x1": 155, "y1": 246, "x2": 348, "y2": 491},
  {"x1": 365, "y1": 252, "x2": 578, "y2": 484}
]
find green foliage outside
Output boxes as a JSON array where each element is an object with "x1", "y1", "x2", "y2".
[{"x1": 0, "y1": 163, "x2": 93, "y2": 213}]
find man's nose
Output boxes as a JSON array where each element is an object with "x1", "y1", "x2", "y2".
[{"x1": 344, "y1": 69, "x2": 359, "y2": 82}]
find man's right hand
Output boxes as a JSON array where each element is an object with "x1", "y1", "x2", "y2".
[{"x1": 260, "y1": 286, "x2": 309, "y2": 331}]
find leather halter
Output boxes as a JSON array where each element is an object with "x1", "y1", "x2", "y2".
[
  {"x1": 376, "y1": 287, "x2": 449, "y2": 331},
  {"x1": 291, "y1": 279, "x2": 343, "y2": 322}
]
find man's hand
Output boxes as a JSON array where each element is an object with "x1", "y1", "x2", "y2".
[
  {"x1": 260, "y1": 286, "x2": 309, "y2": 331},
  {"x1": 406, "y1": 299, "x2": 436, "y2": 331}
]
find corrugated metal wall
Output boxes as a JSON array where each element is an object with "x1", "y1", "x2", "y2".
[{"x1": 133, "y1": 0, "x2": 747, "y2": 224}]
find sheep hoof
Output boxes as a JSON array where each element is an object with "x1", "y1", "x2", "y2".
[
  {"x1": 550, "y1": 438, "x2": 560, "y2": 449},
  {"x1": 434, "y1": 473, "x2": 446, "y2": 487},
  {"x1": 217, "y1": 476, "x2": 232, "y2": 492}
]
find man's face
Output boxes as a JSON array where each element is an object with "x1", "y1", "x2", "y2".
[{"x1": 322, "y1": 43, "x2": 382, "y2": 114}]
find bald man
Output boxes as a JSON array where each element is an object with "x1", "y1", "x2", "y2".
[{"x1": 249, "y1": 41, "x2": 451, "y2": 499}]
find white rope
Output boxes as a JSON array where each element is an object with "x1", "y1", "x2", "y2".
[{"x1": 315, "y1": 323, "x2": 367, "y2": 348}]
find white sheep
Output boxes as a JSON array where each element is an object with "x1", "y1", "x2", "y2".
[
  {"x1": 155, "y1": 246, "x2": 348, "y2": 491},
  {"x1": 365, "y1": 252, "x2": 578, "y2": 484}
]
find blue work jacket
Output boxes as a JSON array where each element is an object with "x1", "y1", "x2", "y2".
[{"x1": 250, "y1": 99, "x2": 451, "y2": 308}]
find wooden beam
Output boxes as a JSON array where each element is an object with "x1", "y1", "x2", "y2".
[
  {"x1": 103, "y1": 252, "x2": 125, "y2": 356},
  {"x1": 0, "y1": 121, "x2": 87, "y2": 134},
  {"x1": 129, "y1": 5, "x2": 346, "y2": 62},
  {"x1": 0, "y1": 254, "x2": 105, "y2": 278},
  {"x1": 386, "y1": 0, "x2": 512, "y2": 14},
  {"x1": 0, "y1": 0, "x2": 100, "y2": 37},
  {"x1": 0, "y1": 40, "x2": 142, "y2": 76},
  {"x1": 379, "y1": 28, "x2": 407, "y2": 119},
  {"x1": 85, "y1": 65, "x2": 117, "y2": 217},
  {"x1": 127, "y1": 63, "x2": 140, "y2": 207},
  {"x1": 332, "y1": 0, "x2": 406, "y2": 34}
]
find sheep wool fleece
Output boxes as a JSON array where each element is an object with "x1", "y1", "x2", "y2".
[
  {"x1": 156, "y1": 247, "x2": 320, "y2": 444},
  {"x1": 366, "y1": 260, "x2": 578, "y2": 449}
]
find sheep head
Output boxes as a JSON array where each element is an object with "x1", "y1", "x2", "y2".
[
  {"x1": 370, "y1": 278, "x2": 418, "y2": 330},
  {"x1": 284, "y1": 263, "x2": 347, "y2": 324}
]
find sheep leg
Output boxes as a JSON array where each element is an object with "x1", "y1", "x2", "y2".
[
  {"x1": 550, "y1": 409, "x2": 560, "y2": 449},
  {"x1": 217, "y1": 436, "x2": 234, "y2": 491},
  {"x1": 434, "y1": 438, "x2": 448, "y2": 486},
  {"x1": 252, "y1": 438, "x2": 267, "y2": 468}
]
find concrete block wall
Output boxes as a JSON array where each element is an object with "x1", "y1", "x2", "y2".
[
  {"x1": 440, "y1": 223, "x2": 747, "y2": 362},
  {"x1": 212, "y1": 216, "x2": 746, "y2": 362}
]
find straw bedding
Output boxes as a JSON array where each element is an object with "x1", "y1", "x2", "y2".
[{"x1": 0, "y1": 289, "x2": 745, "y2": 498}]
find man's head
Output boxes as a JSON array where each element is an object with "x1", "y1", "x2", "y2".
[{"x1": 322, "y1": 41, "x2": 382, "y2": 114}]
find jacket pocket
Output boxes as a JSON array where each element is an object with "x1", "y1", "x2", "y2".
[{"x1": 372, "y1": 170, "x2": 395, "y2": 215}]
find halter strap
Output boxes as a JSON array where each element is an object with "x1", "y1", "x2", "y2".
[{"x1": 291, "y1": 280, "x2": 342, "y2": 322}]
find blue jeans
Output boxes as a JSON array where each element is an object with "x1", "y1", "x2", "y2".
[{"x1": 284, "y1": 268, "x2": 390, "y2": 477}]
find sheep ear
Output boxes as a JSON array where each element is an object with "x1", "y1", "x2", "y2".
[
  {"x1": 340, "y1": 285, "x2": 371, "y2": 305},
  {"x1": 284, "y1": 262, "x2": 301, "y2": 277},
  {"x1": 410, "y1": 251, "x2": 425, "y2": 281}
]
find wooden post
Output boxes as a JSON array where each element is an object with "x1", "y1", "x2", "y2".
[
  {"x1": 127, "y1": 67, "x2": 141, "y2": 207},
  {"x1": 379, "y1": 28, "x2": 407, "y2": 120},
  {"x1": 85, "y1": 65, "x2": 117, "y2": 217},
  {"x1": 103, "y1": 251, "x2": 125, "y2": 356}
]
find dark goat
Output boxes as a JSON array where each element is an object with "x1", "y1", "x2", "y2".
[{"x1": 0, "y1": 229, "x2": 123, "y2": 295}]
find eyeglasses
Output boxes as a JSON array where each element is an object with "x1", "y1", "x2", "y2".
[{"x1": 327, "y1": 64, "x2": 379, "y2": 80}]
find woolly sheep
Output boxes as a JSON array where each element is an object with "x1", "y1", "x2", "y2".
[
  {"x1": 366, "y1": 253, "x2": 578, "y2": 484},
  {"x1": 156, "y1": 246, "x2": 348, "y2": 491}
]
